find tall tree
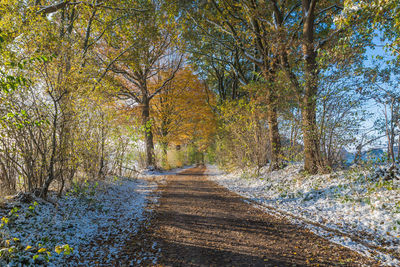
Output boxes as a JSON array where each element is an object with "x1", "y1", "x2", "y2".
[
  {"x1": 151, "y1": 67, "x2": 216, "y2": 158},
  {"x1": 97, "y1": 1, "x2": 182, "y2": 168},
  {"x1": 181, "y1": 0, "x2": 284, "y2": 170},
  {"x1": 267, "y1": 0, "x2": 350, "y2": 173}
]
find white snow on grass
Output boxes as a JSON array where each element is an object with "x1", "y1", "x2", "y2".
[
  {"x1": 0, "y1": 176, "x2": 157, "y2": 266},
  {"x1": 206, "y1": 163, "x2": 400, "y2": 266}
]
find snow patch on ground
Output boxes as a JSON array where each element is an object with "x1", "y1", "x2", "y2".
[
  {"x1": 0, "y1": 176, "x2": 157, "y2": 266},
  {"x1": 206, "y1": 164, "x2": 400, "y2": 266},
  {"x1": 138, "y1": 165, "x2": 195, "y2": 178}
]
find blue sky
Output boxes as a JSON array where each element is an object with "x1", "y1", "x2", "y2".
[{"x1": 360, "y1": 35, "x2": 398, "y2": 149}]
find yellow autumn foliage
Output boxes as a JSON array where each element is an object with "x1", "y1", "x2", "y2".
[{"x1": 150, "y1": 67, "x2": 216, "y2": 152}]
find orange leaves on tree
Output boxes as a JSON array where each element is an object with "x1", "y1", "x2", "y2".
[{"x1": 150, "y1": 67, "x2": 216, "y2": 152}]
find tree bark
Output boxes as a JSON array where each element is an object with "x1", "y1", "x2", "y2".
[
  {"x1": 160, "y1": 141, "x2": 168, "y2": 167},
  {"x1": 301, "y1": 0, "x2": 323, "y2": 174},
  {"x1": 301, "y1": 96, "x2": 321, "y2": 173},
  {"x1": 98, "y1": 125, "x2": 105, "y2": 178},
  {"x1": 41, "y1": 99, "x2": 58, "y2": 199},
  {"x1": 266, "y1": 88, "x2": 282, "y2": 170},
  {"x1": 142, "y1": 97, "x2": 155, "y2": 168},
  {"x1": 389, "y1": 98, "x2": 395, "y2": 163},
  {"x1": 398, "y1": 134, "x2": 400, "y2": 161},
  {"x1": 301, "y1": 41, "x2": 321, "y2": 173}
]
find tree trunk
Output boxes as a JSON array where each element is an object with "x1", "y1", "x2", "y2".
[
  {"x1": 98, "y1": 123, "x2": 105, "y2": 178},
  {"x1": 266, "y1": 88, "x2": 282, "y2": 170},
  {"x1": 41, "y1": 99, "x2": 58, "y2": 199},
  {"x1": 161, "y1": 141, "x2": 168, "y2": 167},
  {"x1": 301, "y1": 0, "x2": 323, "y2": 174},
  {"x1": 142, "y1": 97, "x2": 155, "y2": 168},
  {"x1": 301, "y1": 94, "x2": 321, "y2": 173},
  {"x1": 58, "y1": 175, "x2": 64, "y2": 198},
  {"x1": 397, "y1": 134, "x2": 400, "y2": 161},
  {"x1": 389, "y1": 98, "x2": 395, "y2": 164}
]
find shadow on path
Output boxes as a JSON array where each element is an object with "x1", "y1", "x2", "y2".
[{"x1": 129, "y1": 166, "x2": 378, "y2": 266}]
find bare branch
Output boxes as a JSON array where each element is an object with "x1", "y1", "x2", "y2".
[
  {"x1": 94, "y1": 44, "x2": 136, "y2": 89},
  {"x1": 37, "y1": 1, "x2": 81, "y2": 14},
  {"x1": 316, "y1": 4, "x2": 343, "y2": 17},
  {"x1": 149, "y1": 55, "x2": 183, "y2": 100}
]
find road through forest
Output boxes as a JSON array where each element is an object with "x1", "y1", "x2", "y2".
[{"x1": 127, "y1": 166, "x2": 379, "y2": 266}]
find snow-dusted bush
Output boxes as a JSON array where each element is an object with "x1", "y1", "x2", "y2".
[
  {"x1": 370, "y1": 164, "x2": 400, "y2": 182},
  {"x1": 0, "y1": 177, "x2": 154, "y2": 266}
]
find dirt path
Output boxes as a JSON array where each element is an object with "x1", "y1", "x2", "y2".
[{"x1": 129, "y1": 166, "x2": 379, "y2": 266}]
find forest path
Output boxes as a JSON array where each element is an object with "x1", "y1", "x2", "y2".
[{"x1": 129, "y1": 166, "x2": 378, "y2": 266}]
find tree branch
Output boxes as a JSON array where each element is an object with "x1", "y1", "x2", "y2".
[
  {"x1": 37, "y1": 1, "x2": 81, "y2": 14},
  {"x1": 149, "y1": 55, "x2": 183, "y2": 100}
]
